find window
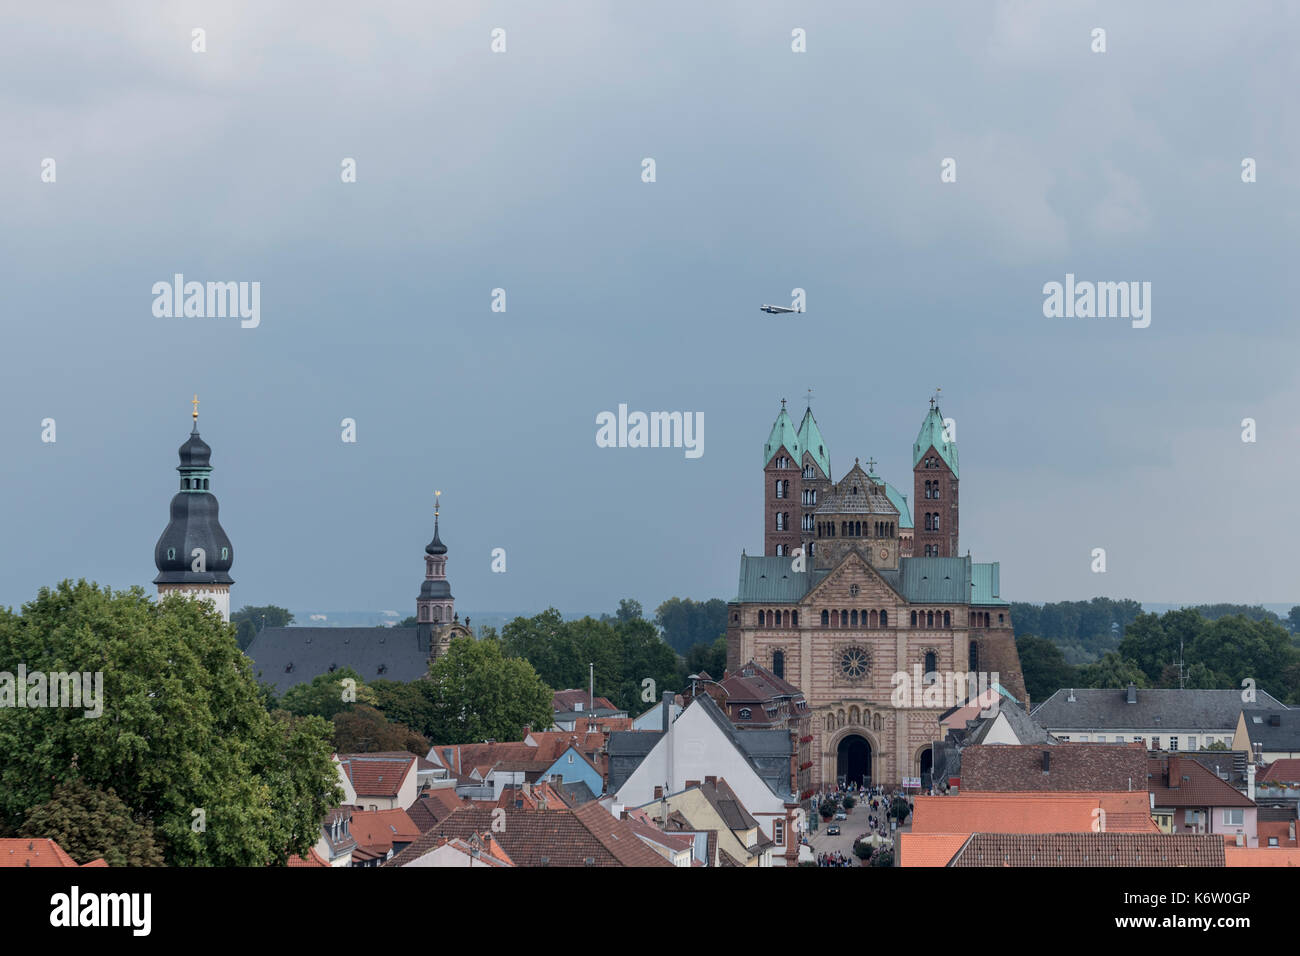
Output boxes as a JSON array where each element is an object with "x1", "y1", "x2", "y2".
[
  {"x1": 821, "y1": 610, "x2": 829, "y2": 627},
  {"x1": 1269, "y1": 837, "x2": 1279, "y2": 847},
  {"x1": 774, "y1": 819, "x2": 785, "y2": 846},
  {"x1": 167, "y1": 548, "x2": 175, "y2": 560},
  {"x1": 1058, "y1": 736, "x2": 1070, "y2": 742},
  {"x1": 221, "y1": 547, "x2": 228, "y2": 560},
  {"x1": 943, "y1": 610, "x2": 951, "y2": 628},
  {"x1": 791, "y1": 611, "x2": 798, "y2": 626},
  {"x1": 933, "y1": 514, "x2": 940, "y2": 531},
  {"x1": 1223, "y1": 809, "x2": 1243, "y2": 826},
  {"x1": 968, "y1": 640, "x2": 978, "y2": 671},
  {"x1": 775, "y1": 480, "x2": 784, "y2": 498},
  {"x1": 568, "y1": 753, "x2": 574, "y2": 763},
  {"x1": 910, "y1": 610, "x2": 918, "y2": 626},
  {"x1": 924, "y1": 651, "x2": 937, "y2": 682},
  {"x1": 880, "y1": 610, "x2": 887, "y2": 627},
  {"x1": 1169, "y1": 737, "x2": 1178, "y2": 751},
  {"x1": 773, "y1": 650, "x2": 785, "y2": 678},
  {"x1": 739, "y1": 708, "x2": 752, "y2": 720}
]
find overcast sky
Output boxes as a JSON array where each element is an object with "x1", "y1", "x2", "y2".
[{"x1": 2, "y1": 1, "x2": 1297, "y2": 619}]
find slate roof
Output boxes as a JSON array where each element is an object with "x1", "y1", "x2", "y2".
[
  {"x1": 949, "y1": 832, "x2": 1225, "y2": 867},
  {"x1": 1241, "y1": 705, "x2": 1300, "y2": 751},
  {"x1": 384, "y1": 804, "x2": 672, "y2": 867},
  {"x1": 606, "y1": 694, "x2": 793, "y2": 799},
  {"x1": 1181, "y1": 750, "x2": 1250, "y2": 789},
  {"x1": 247, "y1": 626, "x2": 432, "y2": 695},
  {"x1": 965, "y1": 700, "x2": 1056, "y2": 745},
  {"x1": 960, "y1": 742, "x2": 1150, "y2": 792},
  {"x1": 1032, "y1": 688, "x2": 1287, "y2": 732}
]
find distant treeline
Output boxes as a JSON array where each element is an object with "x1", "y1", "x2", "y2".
[{"x1": 1016, "y1": 603, "x2": 1300, "y2": 708}]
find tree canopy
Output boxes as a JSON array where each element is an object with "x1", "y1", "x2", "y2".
[{"x1": 0, "y1": 580, "x2": 340, "y2": 866}]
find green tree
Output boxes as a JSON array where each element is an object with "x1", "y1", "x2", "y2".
[
  {"x1": 1015, "y1": 635, "x2": 1076, "y2": 703},
  {"x1": 397, "y1": 616, "x2": 418, "y2": 628},
  {"x1": 424, "y1": 636, "x2": 553, "y2": 744},
  {"x1": 331, "y1": 705, "x2": 427, "y2": 755},
  {"x1": 616, "y1": 598, "x2": 644, "y2": 623},
  {"x1": 0, "y1": 580, "x2": 340, "y2": 866},
  {"x1": 1075, "y1": 652, "x2": 1148, "y2": 689},
  {"x1": 683, "y1": 637, "x2": 728, "y2": 682},
  {"x1": 277, "y1": 667, "x2": 376, "y2": 720},
  {"x1": 655, "y1": 597, "x2": 728, "y2": 655},
  {"x1": 230, "y1": 604, "x2": 294, "y2": 651},
  {"x1": 371, "y1": 678, "x2": 439, "y2": 736},
  {"x1": 18, "y1": 779, "x2": 165, "y2": 867},
  {"x1": 1288, "y1": 606, "x2": 1300, "y2": 634}
]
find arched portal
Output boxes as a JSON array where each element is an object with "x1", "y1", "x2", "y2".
[
  {"x1": 919, "y1": 747, "x2": 934, "y2": 789},
  {"x1": 836, "y1": 733, "x2": 872, "y2": 788}
]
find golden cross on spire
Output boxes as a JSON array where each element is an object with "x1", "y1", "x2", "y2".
[
  {"x1": 191, "y1": 394, "x2": 200, "y2": 420},
  {"x1": 434, "y1": 489, "x2": 441, "y2": 517}
]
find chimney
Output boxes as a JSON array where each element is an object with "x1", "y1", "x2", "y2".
[
  {"x1": 1289, "y1": 820, "x2": 1296, "y2": 842},
  {"x1": 662, "y1": 690, "x2": 672, "y2": 732},
  {"x1": 704, "y1": 775, "x2": 717, "y2": 786},
  {"x1": 654, "y1": 785, "x2": 663, "y2": 800},
  {"x1": 1247, "y1": 762, "x2": 1256, "y2": 802},
  {"x1": 522, "y1": 724, "x2": 531, "y2": 738},
  {"x1": 1126, "y1": 683, "x2": 1137, "y2": 704},
  {"x1": 1167, "y1": 757, "x2": 1179, "y2": 788},
  {"x1": 686, "y1": 780, "x2": 700, "y2": 788}
]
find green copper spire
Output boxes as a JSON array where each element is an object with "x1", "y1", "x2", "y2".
[
  {"x1": 797, "y1": 406, "x2": 831, "y2": 478},
  {"x1": 763, "y1": 399, "x2": 800, "y2": 467},
  {"x1": 912, "y1": 401, "x2": 959, "y2": 477}
]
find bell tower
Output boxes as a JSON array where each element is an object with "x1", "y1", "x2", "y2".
[
  {"x1": 912, "y1": 393, "x2": 959, "y2": 558},
  {"x1": 153, "y1": 396, "x2": 235, "y2": 620},
  {"x1": 416, "y1": 491, "x2": 454, "y2": 649}
]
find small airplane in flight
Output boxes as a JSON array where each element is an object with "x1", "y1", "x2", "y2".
[{"x1": 760, "y1": 304, "x2": 800, "y2": 314}]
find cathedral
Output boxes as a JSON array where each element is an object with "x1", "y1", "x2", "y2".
[
  {"x1": 152, "y1": 400, "x2": 468, "y2": 695},
  {"x1": 726, "y1": 397, "x2": 1025, "y2": 797}
]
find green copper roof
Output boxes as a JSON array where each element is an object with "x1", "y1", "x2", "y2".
[
  {"x1": 763, "y1": 406, "x2": 800, "y2": 467},
  {"x1": 797, "y1": 408, "x2": 831, "y2": 478},
  {"x1": 733, "y1": 553, "x2": 1004, "y2": 607},
  {"x1": 734, "y1": 555, "x2": 826, "y2": 603},
  {"x1": 971, "y1": 562, "x2": 1007, "y2": 605},
  {"x1": 912, "y1": 405, "x2": 959, "y2": 477},
  {"x1": 883, "y1": 482, "x2": 913, "y2": 529}
]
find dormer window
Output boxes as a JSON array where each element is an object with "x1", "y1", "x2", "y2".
[{"x1": 739, "y1": 708, "x2": 752, "y2": 720}]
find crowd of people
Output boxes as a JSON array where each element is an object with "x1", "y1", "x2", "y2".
[{"x1": 807, "y1": 782, "x2": 910, "y2": 865}]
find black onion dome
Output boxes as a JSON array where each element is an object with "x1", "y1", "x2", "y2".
[
  {"x1": 178, "y1": 430, "x2": 212, "y2": 469},
  {"x1": 425, "y1": 515, "x2": 447, "y2": 555},
  {"x1": 153, "y1": 425, "x2": 234, "y2": 585}
]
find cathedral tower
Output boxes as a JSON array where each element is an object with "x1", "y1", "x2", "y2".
[
  {"x1": 416, "y1": 491, "x2": 454, "y2": 648},
  {"x1": 762, "y1": 400, "x2": 802, "y2": 557},
  {"x1": 153, "y1": 396, "x2": 234, "y2": 620},
  {"x1": 912, "y1": 396, "x2": 959, "y2": 558}
]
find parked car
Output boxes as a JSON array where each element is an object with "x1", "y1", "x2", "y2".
[{"x1": 826, "y1": 824, "x2": 841, "y2": 836}]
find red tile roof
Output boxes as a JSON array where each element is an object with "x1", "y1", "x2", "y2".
[
  {"x1": 553, "y1": 689, "x2": 619, "y2": 712},
  {"x1": 1148, "y1": 755, "x2": 1255, "y2": 809},
  {"x1": 950, "y1": 832, "x2": 1226, "y2": 867},
  {"x1": 287, "y1": 847, "x2": 330, "y2": 867},
  {"x1": 0, "y1": 838, "x2": 104, "y2": 867},
  {"x1": 1261, "y1": 759, "x2": 1300, "y2": 784},
  {"x1": 1257, "y1": 820, "x2": 1298, "y2": 848},
  {"x1": 339, "y1": 753, "x2": 417, "y2": 798},
  {"x1": 1225, "y1": 847, "x2": 1300, "y2": 867},
  {"x1": 385, "y1": 804, "x2": 673, "y2": 867},
  {"x1": 961, "y1": 742, "x2": 1149, "y2": 792},
  {"x1": 912, "y1": 792, "x2": 1158, "y2": 835},
  {"x1": 349, "y1": 809, "x2": 421, "y2": 856},
  {"x1": 900, "y1": 833, "x2": 970, "y2": 867}
]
